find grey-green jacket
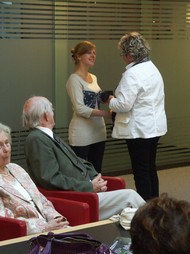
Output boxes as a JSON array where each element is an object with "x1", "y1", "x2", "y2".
[{"x1": 25, "y1": 128, "x2": 98, "y2": 192}]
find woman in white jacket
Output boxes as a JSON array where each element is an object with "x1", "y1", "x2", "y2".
[{"x1": 109, "y1": 32, "x2": 167, "y2": 201}]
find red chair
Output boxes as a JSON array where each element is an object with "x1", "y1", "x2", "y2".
[
  {"x1": 0, "y1": 197, "x2": 90, "y2": 241},
  {"x1": 47, "y1": 197, "x2": 90, "y2": 226},
  {"x1": 103, "y1": 176, "x2": 126, "y2": 191},
  {"x1": 38, "y1": 189, "x2": 99, "y2": 222},
  {"x1": 0, "y1": 217, "x2": 27, "y2": 241},
  {"x1": 38, "y1": 176, "x2": 126, "y2": 222}
]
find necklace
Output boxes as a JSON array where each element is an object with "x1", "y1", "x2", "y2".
[
  {"x1": 75, "y1": 71, "x2": 92, "y2": 83},
  {"x1": 0, "y1": 167, "x2": 10, "y2": 176}
]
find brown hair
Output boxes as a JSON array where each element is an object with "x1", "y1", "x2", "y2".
[
  {"x1": 71, "y1": 41, "x2": 96, "y2": 64},
  {"x1": 130, "y1": 193, "x2": 190, "y2": 254}
]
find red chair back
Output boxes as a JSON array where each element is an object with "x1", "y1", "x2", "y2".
[
  {"x1": 38, "y1": 188, "x2": 99, "y2": 222},
  {"x1": 47, "y1": 197, "x2": 90, "y2": 226},
  {"x1": 103, "y1": 176, "x2": 126, "y2": 191}
]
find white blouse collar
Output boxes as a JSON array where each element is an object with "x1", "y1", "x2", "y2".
[{"x1": 125, "y1": 61, "x2": 136, "y2": 71}]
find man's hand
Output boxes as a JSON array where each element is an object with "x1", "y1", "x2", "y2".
[{"x1": 92, "y1": 173, "x2": 107, "y2": 193}]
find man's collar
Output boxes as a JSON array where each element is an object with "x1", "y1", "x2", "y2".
[{"x1": 36, "y1": 126, "x2": 53, "y2": 139}]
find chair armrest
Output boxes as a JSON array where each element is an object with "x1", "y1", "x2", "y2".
[
  {"x1": 38, "y1": 187, "x2": 99, "y2": 222},
  {"x1": 0, "y1": 216, "x2": 27, "y2": 241},
  {"x1": 102, "y1": 176, "x2": 126, "y2": 191},
  {"x1": 47, "y1": 197, "x2": 90, "y2": 226}
]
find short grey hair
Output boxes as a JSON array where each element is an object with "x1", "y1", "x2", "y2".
[
  {"x1": 118, "y1": 31, "x2": 150, "y2": 62},
  {"x1": 22, "y1": 96, "x2": 54, "y2": 129},
  {"x1": 0, "y1": 123, "x2": 12, "y2": 143}
]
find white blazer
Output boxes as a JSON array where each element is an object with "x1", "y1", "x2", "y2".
[{"x1": 109, "y1": 60, "x2": 167, "y2": 139}]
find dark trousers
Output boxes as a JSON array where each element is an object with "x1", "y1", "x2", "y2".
[
  {"x1": 71, "y1": 141, "x2": 106, "y2": 173},
  {"x1": 126, "y1": 137, "x2": 160, "y2": 201}
]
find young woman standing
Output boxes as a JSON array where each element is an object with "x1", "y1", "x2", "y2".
[{"x1": 66, "y1": 41, "x2": 110, "y2": 173}]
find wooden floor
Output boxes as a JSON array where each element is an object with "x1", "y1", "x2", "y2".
[{"x1": 120, "y1": 166, "x2": 190, "y2": 202}]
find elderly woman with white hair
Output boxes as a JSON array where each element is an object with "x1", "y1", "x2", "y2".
[
  {"x1": 108, "y1": 32, "x2": 167, "y2": 201},
  {"x1": 0, "y1": 123, "x2": 69, "y2": 235}
]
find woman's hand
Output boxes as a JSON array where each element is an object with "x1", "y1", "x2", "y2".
[
  {"x1": 108, "y1": 95, "x2": 114, "y2": 103},
  {"x1": 44, "y1": 216, "x2": 69, "y2": 232},
  {"x1": 102, "y1": 110, "x2": 112, "y2": 118},
  {"x1": 91, "y1": 109, "x2": 111, "y2": 118}
]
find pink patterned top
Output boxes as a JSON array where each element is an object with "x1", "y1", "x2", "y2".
[{"x1": 0, "y1": 163, "x2": 61, "y2": 235}]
